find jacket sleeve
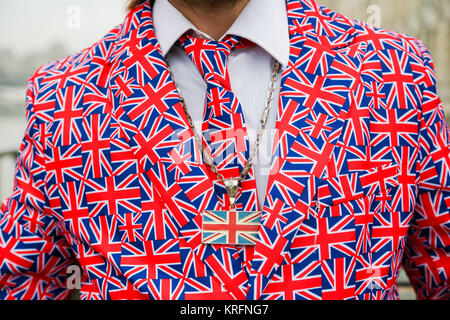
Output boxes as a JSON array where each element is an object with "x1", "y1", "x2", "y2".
[
  {"x1": 0, "y1": 76, "x2": 78, "y2": 300},
  {"x1": 402, "y1": 40, "x2": 450, "y2": 300}
]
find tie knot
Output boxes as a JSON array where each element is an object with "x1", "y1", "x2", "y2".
[{"x1": 179, "y1": 33, "x2": 244, "y2": 87}]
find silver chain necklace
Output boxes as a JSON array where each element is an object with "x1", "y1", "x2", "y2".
[{"x1": 165, "y1": 57, "x2": 281, "y2": 208}]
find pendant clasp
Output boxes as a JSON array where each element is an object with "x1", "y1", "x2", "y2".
[{"x1": 224, "y1": 178, "x2": 240, "y2": 209}]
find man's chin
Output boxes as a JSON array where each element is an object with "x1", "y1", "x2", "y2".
[{"x1": 171, "y1": 0, "x2": 242, "y2": 9}]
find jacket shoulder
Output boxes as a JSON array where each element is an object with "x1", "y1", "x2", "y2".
[
  {"x1": 29, "y1": 24, "x2": 124, "y2": 113},
  {"x1": 348, "y1": 18, "x2": 429, "y2": 62}
]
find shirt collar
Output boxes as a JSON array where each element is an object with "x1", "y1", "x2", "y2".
[{"x1": 152, "y1": 0, "x2": 290, "y2": 67}]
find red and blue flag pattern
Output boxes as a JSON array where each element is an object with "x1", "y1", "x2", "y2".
[{"x1": 0, "y1": 0, "x2": 449, "y2": 300}]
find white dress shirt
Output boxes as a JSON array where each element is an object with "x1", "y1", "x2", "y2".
[{"x1": 153, "y1": 0, "x2": 290, "y2": 208}]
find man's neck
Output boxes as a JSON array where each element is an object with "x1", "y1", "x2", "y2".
[{"x1": 168, "y1": 0, "x2": 251, "y2": 40}]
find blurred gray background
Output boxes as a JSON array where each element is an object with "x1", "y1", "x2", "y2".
[{"x1": 0, "y1": 0, "x2": 449, "y2": 300}]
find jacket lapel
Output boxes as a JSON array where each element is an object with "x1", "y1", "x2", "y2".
[
  {"x1": 246, "y1": 0, "x2": 367, "y2": 298},
  {"x1": 105, "y1": 3, "x2": 251, "y2": 299}
]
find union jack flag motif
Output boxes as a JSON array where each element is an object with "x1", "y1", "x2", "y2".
[
  {"x1": 202, "y1": 210, "x2": 261, "y2": 245},
  {"x1": 0, "y1": 0, "x2": 449, "y2": 300}
]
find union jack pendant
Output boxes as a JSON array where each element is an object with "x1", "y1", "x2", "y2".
[{"x1": 201, "y1": 210, "x2": 261, "y2": 245}]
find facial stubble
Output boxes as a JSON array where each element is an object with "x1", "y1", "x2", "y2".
[{"x1": 172, "y1": 0, "x2": 243, "y2": 10}]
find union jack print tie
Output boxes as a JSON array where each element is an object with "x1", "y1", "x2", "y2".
[{"x1": 179, "y1": 34, "x2": 260, "y2": 212}]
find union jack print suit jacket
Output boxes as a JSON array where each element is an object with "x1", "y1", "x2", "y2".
[{"x1": 1, "y1": 0, "x2": 449, "y2": 300}]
